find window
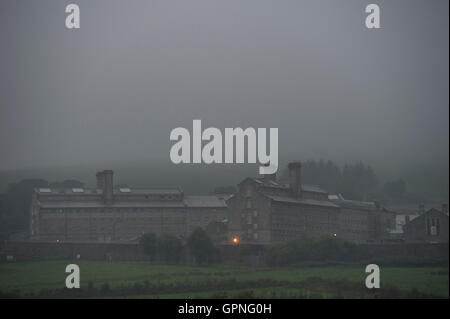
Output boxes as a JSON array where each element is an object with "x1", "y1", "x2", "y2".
[
  {"x1": 430, "y1": 218, "x2": 437, "y2": 235},
  {"x1": 427, "y1": 218, "x2": 440, "y2": 236},
  {"x1": 246, "y1": 199, "x2": 252, "y2": 209}
]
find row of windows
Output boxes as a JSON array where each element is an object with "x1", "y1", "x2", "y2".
[
  {"x1": 45, "y1": 208, "x2": 205, "y2": 215},
  {"x1": 246, "y1": 229, "x2": 259, "y2": 240}
]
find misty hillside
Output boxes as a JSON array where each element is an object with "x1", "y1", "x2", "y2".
[{"x1": 0, "y1": 159, "x2": 447, "y2": 199}]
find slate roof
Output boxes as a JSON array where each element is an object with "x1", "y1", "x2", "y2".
[
  {"x1": 38, "y1": 195, "x2": 226, "y2": 209},
  {"x1": 37, "y1": 188, "x2": 183, "y2": 196},
  {"x1": 250, "y1": 178, "x2": 328, "y2": 194},
  {"x1": 263, "y1": 194, "x2": 339, "y2": 208}
]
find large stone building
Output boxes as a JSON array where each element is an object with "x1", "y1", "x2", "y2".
[
  {"x1": 227, "y1": 162, "x2": 395, "y2": 245},
  {"x1": 30, "y1": 170, "x2": 227, "y2": 242},
  {"x1": 29, "y1": 164, "x2": 397, "y2": 245}
]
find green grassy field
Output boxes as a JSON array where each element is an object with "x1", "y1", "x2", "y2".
[{"x1": 0, "y1": 260, "x2": 448, "y2": 298}]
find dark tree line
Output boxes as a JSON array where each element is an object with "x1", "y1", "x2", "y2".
[
  {"x1": 0, "y1": 179, "x2": 84, "y2": 236},
  {"x1": 383, "y1": 179, "x2": 406, "y2": 199},
  {"x1": 139, "y1": 233, "x2": 184, "y2": 263},
  {"x1": 139, "y1": 228, "x2": 219, "y2": 265},
  {"x1": 280, "y1": 160, "x2": 378, "y2": 200},
  {"x1": 211, "y1": 185, "x2": 236, "y2": 195}
]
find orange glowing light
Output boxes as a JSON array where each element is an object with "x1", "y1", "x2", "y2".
[{"x1": 232, "y1": 236, "x2": 239, "y2": 244}]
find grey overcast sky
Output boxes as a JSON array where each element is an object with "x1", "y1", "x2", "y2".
[{"x1": 0, "y1": 0, "x2": 448, "y2": 173}]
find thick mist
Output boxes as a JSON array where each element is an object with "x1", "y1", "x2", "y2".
[{"x1": 1, "y1": 1, "x2": 448, "y2": 186}]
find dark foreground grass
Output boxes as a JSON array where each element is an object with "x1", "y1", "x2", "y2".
[{"x1": 0, "y1": 260, "x2": 448, "y2": 298}]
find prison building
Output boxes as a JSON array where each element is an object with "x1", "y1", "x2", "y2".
[
  {"x1": 227, "y1": 163, "x2": 339, "y2": 244},
  {"x1": 29, "y1": 170, "x2": 227, "y2": 242},
  {"x1": 328, "y1": 194, "x2": 395, "y2": 243},
  {"x1": 227, "y1": 162, "x2": 392, "y2": 245}
]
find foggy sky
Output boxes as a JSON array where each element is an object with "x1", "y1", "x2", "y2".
[{"x1": 0, "y1": 0, "x2": 448, "y2": 174}]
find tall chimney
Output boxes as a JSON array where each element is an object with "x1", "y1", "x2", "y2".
[
  {"x1": 96, "y1": 171, "x2": 105, "y2": 189},
  {"x1": 102, "y1": 170, "x2": 114, "y2": 204},
  {"x1": 419, "y1": 204, "x2": 425, "y2": 215},
  {"x1": 288, "y1": 162, "x2": 302, "y2": 198}
]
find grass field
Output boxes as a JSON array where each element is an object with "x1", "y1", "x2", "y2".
[{"x1": 0, "y1": 260, "x2": 448, "y2": 298}]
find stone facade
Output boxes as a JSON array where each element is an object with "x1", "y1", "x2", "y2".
[
  {"x1": 29, "y1": 165, "x2": 399, "y2": 245},
  {"x1": 404, "y1": 208, "x2": 449, "y2": 243},
  {"x1": 30, "y1": 170, "x2": 227, "y2": 242},
  {"x1": 227, "y1": 162, "x2": 395, "y2": 245}
]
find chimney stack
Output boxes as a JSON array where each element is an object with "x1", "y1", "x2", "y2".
[
  {"x1": 288, "y1": 162, "x2": 302, "y2": 198},
  {"x1": 96, "y1": 170, "x2": 114, "y2": 204},
  {"x1": 96, "y1": 171, "x2": 105, "y2": 189},
  {"x1": 419, "y1": 204, "x2": 425, "y2": 215},
  {"x1": 103, "y1": 170, "x2": 114, "y2": 204}
]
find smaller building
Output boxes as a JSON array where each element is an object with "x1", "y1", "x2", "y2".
[
  {"x1": 394, "y1": 212, "x2": 421, "y2": 233},
  {"x1": 403, "y1": 208, "x2": 449, "y2": 243},
  {"x1": 388, "y1": 211, "x2": 421, "y2": 241}
]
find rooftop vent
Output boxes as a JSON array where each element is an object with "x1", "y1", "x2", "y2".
[
  {"x1": 72, "y1": 188, "x2": 84, "y2": 193},
  {"x1": 119, "y1": 188, "x2": 131, "y2": 193}
]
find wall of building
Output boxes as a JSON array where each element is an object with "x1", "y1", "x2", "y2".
[
  {"x1": 227, "y1": 177, "x2": 393, "y2": 245},
  {"x1": 404, "y1": 210, "x2": 449, "y2": 243},
  {"x1": 337, "y1": 208, "x2": 370, "y2": 243},
  {"x1": 226, "y1": 180, "x2": 272, "y2": 245},
  {"x1": 271, "y1": 204, "x2": 338, "y2": 243},
  {"x1": 34, "y1": 207, "x2": 226, "y2": 242}
]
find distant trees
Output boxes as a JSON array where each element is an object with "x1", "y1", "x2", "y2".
[
  {"x1": 281, "y1": 160, "x2": 378, "y2": 200},
  {"x1": 1, "y1": 179, "x2": 49, "y2": 234},
  {"x1": 158, "y1": 234, "x2": 184, "y2": 264},
  {"x1": 139, "y1": 233, "x2": 183, "y2": 263},
  {"x1": 49, "y1": 180, "x2": 84, "y2": 188},
  {"x1": 265, "y1": 236, "x2": 359, "y2": 266},
  {"x1": 0, "y1": 178, "x2": 84, "y2": 236},
  {"x1": 139, "y1": 233, "x2": 159, "y2": 260},
  {"x1": 341, "y1": 162, "x2": 377, "y2": 200},
  {"x1": 383, "y1": 179, "x2": 406, "y2": 199},
  {"x1": 299, "y1": 160, "x2": 342, "y2": 194},
  {"x1": 187, "y1": 228, "x2": 218, "y2": 265},
  {"x1": 212, "y1": 185, "x2": 236, "y2": 195},
  {"x1": 139, "y1": 229, "x2": 218, "y2": 265}
]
